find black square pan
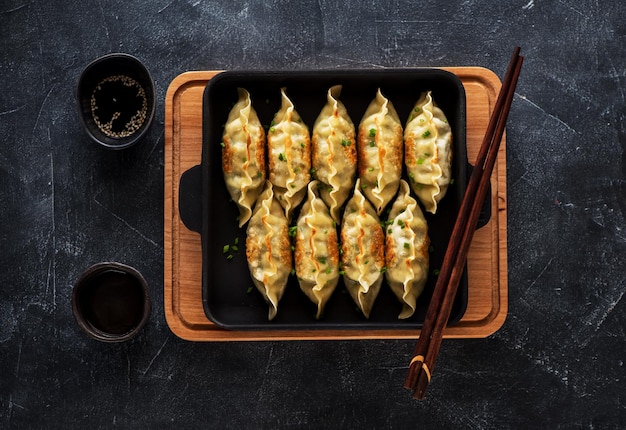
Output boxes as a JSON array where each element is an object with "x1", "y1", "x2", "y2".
[{"x1": 183, "y1": 69, "x2": 471, "y2": 330}]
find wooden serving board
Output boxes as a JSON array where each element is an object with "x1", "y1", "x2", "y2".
[{"x1": 164, "y1": 68, "x2": 508, "y2": 341}]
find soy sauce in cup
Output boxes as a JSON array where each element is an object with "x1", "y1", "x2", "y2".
[
  {"x1": 90, "y1": 74, "x2": 149, "y2": 139},
  {"x1": 72, "y1": 262, "x2": 150, "y2": 342},
  {"x1": 77, "y1": 53, "x2": 155, "y2": 150}
]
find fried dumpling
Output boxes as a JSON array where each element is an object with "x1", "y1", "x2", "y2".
[
  {"x1": 267, "y1": 87, "x2": 311, "y2": 220},
  {"x1": 357, "y1": 88, "x2": 403, "y2": 215},
  {"x1": 340, "y1": 179, "x2": 386, "y2": 318},
  {"x1": 246, "y1": 181, "x2": 292, "y2": 320},
  {"x1": 384, "y1": 180, "x2": 430, "y2": 319},
  {"x1": 294, "y1": 181, "x2": 340, "y2": 319},
  {"x1": 404, "y1": 91, "x2": 453, "y2": 214},
  {"x1": 312, "y1": 85, "x2": 357, "y2": 223},
  {"x1": 222, "y1": 88, "x2": 266, "y2": 227}
]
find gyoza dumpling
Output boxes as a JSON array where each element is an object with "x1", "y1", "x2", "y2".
[
  {"x1": 405, "y1": 91, "x2": 453, "y2": 214},
  {"x1": 357, "y1": 88, "x2": 403, "y2": 215},
  {"x1": 222, "y1": 88, "x2": 266, "y2": 227},
  {"x1": 246, "y1": 181, "x2": 292, "y2": 320},
  {"x1": 294, "y1": 181, "x2": 340, "y2": 319},
  {"x1": 267, "y1": 87, "x2": 311, "y2": 220},
  {"x1": 312, "y1": 85, "x2": 357, "y2": 223},
  {"x1": 340, "y1": 179, "x2": 386, "y2": 318},
  {"x1": 385, "y1": 180, "x2": 430, "y2": 319}
]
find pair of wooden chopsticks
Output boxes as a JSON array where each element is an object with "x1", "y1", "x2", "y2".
[{"x1": 404, "y1": 47, "x2": 524, "y2": 400}]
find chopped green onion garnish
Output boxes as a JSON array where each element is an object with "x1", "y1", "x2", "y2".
[
  {"x1": 422, "y1": 130, "x2": 431, "y2": 138},
  {"x1": 369, "y1": 128, "x2": 376, "y2": 137}
]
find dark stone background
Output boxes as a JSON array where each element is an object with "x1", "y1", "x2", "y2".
[{"x1": 1, "y1": 0, "x2": 624, "y2": 428}]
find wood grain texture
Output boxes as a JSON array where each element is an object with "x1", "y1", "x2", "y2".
[{"x1": 164, "y1": 68, "x2": 507, "y2": 341}]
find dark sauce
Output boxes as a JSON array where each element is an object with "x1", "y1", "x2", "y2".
[
  {"x1": 90, "y1": 75, "x2": 147, "y2": 138},
  {"x1": 78, "y1": 270, "x2": 145, "y2": 335}
]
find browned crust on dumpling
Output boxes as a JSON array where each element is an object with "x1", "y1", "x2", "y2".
[
  {"x1": 277, "y1": 223, "x2": 293, "y2": 267},
  {"x1": 222, "y1": 135, "x2": 233, "y2": 174},
  {"x1": 267, "y1": 144, "x2": 277, "y2": 182},
  {"x1": 293, "y1": 234, "x2": 305, "y2": 275},
  {"x1": 356, "y1": 127, "x2": 369, "y2": 177},
  {"x1": 327, "y1": 229, "x2": 340, "y2": 266},
  {"x1": 385, "y1": 234, "x2": 398, "y2": 268},
  {"x1": 404, "y1": 134, "x2": 416, "y2": 168},
  {"x1": 385, "y1": 129, "x2": 404, "y2": 170},
  {"x1": 245, "y1": 228, "x2": 261, "y2": 265},
  {"x1": 370, "y1": 226, "x2": 386, "y2": 268},
  {"x1": 341, "y1": 130, "x2": 358, "y2": 167},
  {"x1": 253, "y1": 131, "x2": 266, "y2": 177}
]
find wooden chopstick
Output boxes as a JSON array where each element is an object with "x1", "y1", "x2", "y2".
[{"x1": 404, "y1": 47, "x2": 524, "y2": 400}]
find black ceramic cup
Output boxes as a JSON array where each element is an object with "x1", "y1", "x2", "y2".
[
  {"x1": 77, "y1": 53, "x2": 156, "y2": 149},
  {"x1": 72, "y1": 262, "x2": 151, "y2": 342}
]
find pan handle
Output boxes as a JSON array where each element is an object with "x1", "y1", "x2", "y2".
[{"x1": 178, "y1": 164, "x2": 202, "y2": 234}]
